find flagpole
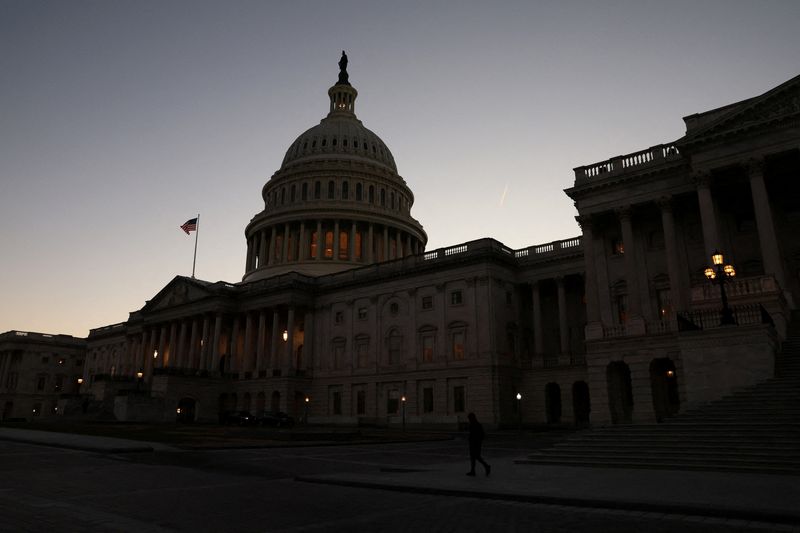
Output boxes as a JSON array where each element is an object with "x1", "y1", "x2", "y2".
[{"x1": 191, "y1": 213, "x2": 200, "y2": 278}]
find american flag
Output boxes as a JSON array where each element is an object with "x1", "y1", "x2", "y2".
[{"x1": 180, "y1": 218, "x2": 198, "y2": 235}]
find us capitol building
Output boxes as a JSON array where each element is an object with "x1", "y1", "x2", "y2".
[{"x1": 2, "y1": 55, "x2": 799, "y2": 428}]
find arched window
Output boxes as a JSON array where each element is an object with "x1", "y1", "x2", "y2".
[
  {"x1": 281, "y1": 187, "x2": 286, "y2": 204},
  {"x1": 385, "y1": 328, "x2": 403, "y2": 365},
  {"x1": 368, "y1": 185, "x2": 375, "y2": 204},
  {"x1": 356, "y1": 183, "x2": 362, "y2": 201},
  {"x1": 342, "y1": 181, "x2": 349, "y2": 200},
  {"x1": 314, "y1": 181, "x2": 321, "y2": 199},
  {"x1": 328, "y1": 180, "x2": 335, "y2": 199},
  {"x1": 302, "y1": 182, "x2": 308, "y2": 201},
  {"x1": 390, "y1": 191, "x2": 395, "y2": 209},
  {"x1": 290, "y1": 184, "x2": 296, "y2": 202},
  {"x1": 380, "y1": 188, "x2": 386, "y2": 207}
]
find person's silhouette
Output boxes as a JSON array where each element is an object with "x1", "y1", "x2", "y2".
[{"x1": 466, "y1": 412, "x2": 491, "y2": 476}]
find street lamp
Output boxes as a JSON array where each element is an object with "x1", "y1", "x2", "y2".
[
  {"x1": 401, "y1": 395, "x2": 407, "y2": 432},
  {"x1": 304, "y1": 396, "x2": 310, "y2": 425},
  {"x1": 77, "y1": 377, "x2": 83, "y2": 395},
  {"x1": 136, "y1": 370, "x2": 144, "y2": 391},
  {"x1": 516, "y1": 393, "x2": 522, "y2": 434},
  {"x1": 704, "y1": 250, "x2": 737, "y2": 325}
]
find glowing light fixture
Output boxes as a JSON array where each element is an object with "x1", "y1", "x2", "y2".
[
  {"x1": 282, "y1": 330, "x2": 288, "y2": 342},
  {"x1": 153, "y1": 350, "x2": 159, "y2": 359},
  {"x1": 77, "y1": 378, "x2": 84, "y2": 385},
  {"x1": 666, "y1": 370, "x2": 675, "y2": 378},
  {"x1": 304, "y1": 396, "x2": 310, "y2": 403},
  {"x1": 712, "y1": 251, "x2": 724, "y2": 265},
  {"x1": 516, "y1": 393, "x2": 522, "y2": 400},
  {"x1": 136, "y1": 371, "x2": 144, "y2": 379}
]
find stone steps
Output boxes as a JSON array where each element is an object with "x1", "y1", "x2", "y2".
[{"x1": 520, "y1": 321, "x2": 800, "y2": 474}]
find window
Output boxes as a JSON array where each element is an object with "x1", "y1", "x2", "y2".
[
  {"x1": 339, "y1": 231, "x2": 348, "y2": 259},
  {"x1": 356, "y1": 336, "x2": 370, "y2": 368},
  {"x1": 421, "y1": 333, "x2": 435, "y2": 363},
  {"x1": 387, "y1": 390, "x2": 399, "y2": 415},
  {"x1": 310, "y1": 231, "x2": 318, "y2": 258},
  {"x1": 421, "y1": 296, "x2": 433, "y2": 310},
  {"x1": 335, "y1": 311, "x2": 344, "y2": 324},
  {"x1": 656, "y1": 289, "x2": 672, "y2": 319},
  {"x1": 54, "y1": 375, "x2": 63, "y2": 392},
  {"x1": 453, "y1": 386, "x2": 466, "y2": 413},
  {"x1": 314, "y1": 181, "x2": 321, "y2": 199},
  {"x1": 450, "y1": 290, "x2": 463, "y2": 305},
  {"x1": 423, "y1": 387, "x2": 434, "y2": 413},
  {"x1": 328, "y1": 180, "x2": 335, "y2": 199},
  {"x1": 302, "y1": 182, "x2": 308, "y2": 200},
  {"x1": 356, "y1": 390, "x2": 366, "y2": 415},
  {"x1": 342, "y1": 181, "x2": 349, "y2": 200},
  {"x1": 332, "y1": 340, "x2": 345, "y2": 370},
  {"x1": 324, "y1": 231, "x2": 334, "y2": 258},
  {"x1": 380, "y1": 188, "x2": 386, "y2": 207},
  {"x1": 356, "y1": 183, "x2": 363, "y2": 201},
  {"x1": 358, "y1": 307, "x2": 367, "y2": 320},
  {"x1": 368, "y1": 185, "x2": 374, "y2": 203},
  {"x1": 390, "y1": 302, "x2": 399, "y2": 315},
  {"x1": 332, "y1": 392, "x2": 342, "y2": 415},
  {"x1": 611, "y1": 238, "x2": 625, "y2": 255},
  {"x1": 615, "y1": 294, "x2": 628, "y2": 324},
  {"x1": 290, "y1": 184, "x2": 296, "y2": 202},
  {"x1": 452, "y1": 331, "x2": 465, "y2": 360},
  {"x1": 387, "y1": 330, "x2": 402, "y2": 365},
  {"x1": 37, "y1": 376, "x2": 46, "y2": 391}
]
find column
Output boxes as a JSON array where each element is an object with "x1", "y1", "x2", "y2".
[
  {"x1": 749, "y1": 158, "x2": 787, "y2": 290},
  {"x1": 258, "y1": 230, "x2": 268, "y2": 267},
  {"x1": 229, "y1": 316, "x2": 240, "y2": 373},
  {"x1": 245, "y1": 237, "x2": 253, "y2": 272},
  {"x1": 285, "y1": 307, "x2": 295, "y2": 371},
  {"x1": 268, "y1": 226, "x2": 277, "y2": 265},
  {"x1": 167, "y1": 322, "x2": 178, "y2": 367},
  {"x1": 188, "y1": 318, "x2": 199, "y2": 369},
  {"x1": 271, "y1": 309, "x2": 281, "y2": 369},
  {"x1": 368, "y1": 223, "x2": 375, "y2": 262},
  {"x1": 396, "y1": 229, "x2": 403, "y2": 259},
  {"x1": 618, "y1": 207, "x2": 645, "y2": 332},
  {"x1": 333, "y1": 220, "x2": 340, "y2": 261},
  {"x1": 349, "y1": 221, "x2": 356, "y2": 261},
  {"x1": 303, "y1": 310, "x2": 314, "y2": 372},
  {"x1": 199, "y1": 315, "x2": 210, "y2": 371},
  {"x1": 177, "y1": 321, "x2": 188, "y2": 368},
  {"x1": 256, "y1": 310, "x2": 267, "y2": 373},
  {"x1": 298, "y1": 223, "x2": 306, "y2": 261},
  {"x1": 145, "y1": 328, "x2": 157, "y2": 376},
  {"x1": 243, "y1": 312, "x2": 254, "y2": 373},
  {"x1": 695, "y1": 172, "x2": 720, "y2": 258},
  {"x1": 658, "y1": 198, "x2": 685, "y2": 312},
  {"x1": 383, "y1": 226, "x2": 389, "y2": 261},
  {"x1": 556, "y1": 277, "x2": 569, "y2": 354},
  {"x1": 532, "y1": 282, "x2": 544, "y2": 355},
  {"x1": 211, "y1": 314, "x2": 223, "y2": 372},
  {"x1": 315, "y1": 221, "x2": 323, "y2": 260},
  {"x1": 576, "y1": 216, "x2": 600, "y2": 324},
  {"x1": 282, "y1": 223, "x2": 290, "y2": 263}
]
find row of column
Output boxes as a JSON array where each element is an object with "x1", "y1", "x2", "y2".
[
  {"x1": 0, "y1": 351, "x2": 13, "y2": 391},
  {"x1": 579, "y1": 157, "x2": 786, "y2": 334},
  {"x1": 124, "y1": 308, "x2": 310, "y2": 379},
  {"x1": 531, "y1": 277, "x2": 571, "y2": 356},
  {"x1": 245, "y1": 220, "x2": 422, "y2": 272}
]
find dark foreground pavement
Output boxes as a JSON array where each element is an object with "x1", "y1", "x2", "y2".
[{"x1": 0, "y1": 427, "x2": 797, "y2": 532}]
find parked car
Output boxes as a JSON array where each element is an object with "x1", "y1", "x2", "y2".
[
  {"x1": 222, "y1": 410, "x2": 256, "y2": 426},
  {"x1": 257, "y1": 411, "x2": 295, "y2": 428}
]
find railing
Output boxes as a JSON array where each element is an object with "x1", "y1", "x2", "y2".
[
  {"x1": 514, "y1": 236, "x2": 583, "y2": 259},
  {"x1": 574, "y1": 143, "x2": 682, "y2": 183},
  {"x1": 690, "y1": 275, "x2": 780, "y2": 303},
  {"x1": 678, "y1": 304, "x2": 773, "y2": 331}
]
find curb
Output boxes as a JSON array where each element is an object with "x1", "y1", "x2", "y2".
[
  {"x1": 294, "y1": 476, "x2": 800, "y2": 527},
  {"x1": 0, "y1": 434, "x2": 154, "y2": 454}
]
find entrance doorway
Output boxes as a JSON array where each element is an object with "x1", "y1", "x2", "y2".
[
  {"x1": 177, "y1": 397, "x2": 196, "y2": 423},
  {"x1": 650, "y1": 358, "x2": 680, "y2": 422},
  {"x1": 572, "y1": 381, "x2": 591, "y2": 427},
  {"x1": 606, "y1": 361, "x2": 633, "y2": 424},
  {"x1": 545, "y1": 382, "x2": 562, "y2": 424}
]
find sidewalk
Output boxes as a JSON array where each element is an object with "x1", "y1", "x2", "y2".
[
  {"x1": 296, "y1": 457, "x2": 800, "y2": 526},
  {"x1": 0, "y1": 427, "x2": 176, "y2": 453}
]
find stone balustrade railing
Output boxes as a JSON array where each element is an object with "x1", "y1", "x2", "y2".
[
  {"x1": 690, "y1": 275, "x2": 780, "y2": 303},
  {"x1": 574, "y1": 144, "x2": 682, "y2": 184}
]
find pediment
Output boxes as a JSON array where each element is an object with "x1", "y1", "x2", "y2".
[
  {"x1": 143, "y1": 276, "x2": 215, "y2": 312},
  {"x1": 681, "y1": 75, "x2": 800, "y2": 145}
]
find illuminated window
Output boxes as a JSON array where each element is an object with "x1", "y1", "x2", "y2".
[
  {"x1": 421, "y1": 333, "x2": 434, "y2": 363},
  {"x1": 452, "y1": 331, "x2": 465, "y2": 360},
  {"x1": 612, "y1": 238, "x2": 625, "y2": 255},
  {"x1": 615, "y1": 294, "x2": 628, "y2": 324},
  {"x1": 324, "y1": 231, "x2": 334, "y2": 258},
  {"x1": 339, "y1": 231, "x2": 348, "y2": 259}
]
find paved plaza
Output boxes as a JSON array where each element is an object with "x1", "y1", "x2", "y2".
[{"x1": 0, "y1": 428, "x2": 798, "y2": 532}]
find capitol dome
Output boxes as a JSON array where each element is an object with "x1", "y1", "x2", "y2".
[{"x1": 243, "y1": 52, "x2": 427, "y2": 281}]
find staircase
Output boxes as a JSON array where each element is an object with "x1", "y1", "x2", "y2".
[{"x1": 518, "y1": 317, "x2": 800, "y2": 475}]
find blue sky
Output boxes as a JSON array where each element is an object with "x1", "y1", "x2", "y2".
[{"x1": 1, "y1": 0, "x2": 798, "y2": 336}]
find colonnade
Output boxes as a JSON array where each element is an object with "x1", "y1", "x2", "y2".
[
  {"x1": 579, "y1": 156, "x2": 786, "y2": 336},
  {"x1": 245, "y1": 220, "x2": 423, "y2": 272},
  {"x1": 530, "y1": 276, "x2": 581, "y2": 363},
  {"x1": 122, "y1": 307, "x2": 311, "y2": 380}
]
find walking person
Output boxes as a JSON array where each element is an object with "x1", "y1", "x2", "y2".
[{"x1": 466, "y1": 412, "x2": 491, "y2": 476}]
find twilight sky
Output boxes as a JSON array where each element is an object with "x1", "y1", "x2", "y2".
[{"x1": 1, "y1": 1, "x2": 798, "y2": 337}]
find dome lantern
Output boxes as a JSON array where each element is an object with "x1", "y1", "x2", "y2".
[{"x1": 328, "y1": 51, "x2": 357, "y2": 116}]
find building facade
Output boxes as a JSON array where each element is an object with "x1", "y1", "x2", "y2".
[{"x1": 3, "y1": 60, "x2": 798, "y2": 428}]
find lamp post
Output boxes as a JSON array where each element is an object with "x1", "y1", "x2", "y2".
[
  {"x1": 136, "y1": 370, "x2": 144, "y2": 391},
  {"x1": 304, "y1": 396, "x2": 309, "y2": 425},
  {"x1": 516, "y1": 392, "x2": 522, "y2": 434},
  {"x1": 704, "y1": 250, "x2": 737, "y2": 326},
  {"x1": 401, "y1": 395, "x2": 406, "y2": 432}
]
